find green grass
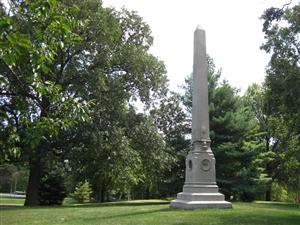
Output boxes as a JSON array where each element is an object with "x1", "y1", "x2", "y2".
[
  {"x1": 1, "y1": 200, "x2": 299, "y2": 225},
  {"x1": 0, "y1": 196, "x2": 25, "y2": 205}
]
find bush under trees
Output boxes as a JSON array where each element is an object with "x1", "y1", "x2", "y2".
[{"x1": 72, "y1": 180, "x2": 93, "y2": 203}]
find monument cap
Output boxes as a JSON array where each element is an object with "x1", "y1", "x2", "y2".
[{"x1": 196, "y1": 25, "x2": 204, "y2": 30}]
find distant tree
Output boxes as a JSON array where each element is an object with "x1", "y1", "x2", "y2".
[
  {"x1": 150, "y1": 92, "x2": 190, "y2": 197},
  {"x1": 72, "y1": 180, "x2": 93, "y2": 203},
  {"x1": 261, "y1": 2, "x2": 300, "y2": 201},
  {"x1": 0, "y1": 164, "x2": 17, "y2": 193},
  {"x1": 68, "y1": 107, "x2": 172, "y2": 201},
  {"x1": 244, "y1": 84, "x2": 273, "y2": 201},
  {"x1": 39, "y1": 167, "x2": 67, "y2": 205},
  {"x1": 12, "y1": 168, "x2": 29, "y2": 193},
  {"x1": 0, "y1": 164, "x2": 28, "y2": 193},
  {"x1": 128, "y1": 113, "x2": 174, "y2": 199}
]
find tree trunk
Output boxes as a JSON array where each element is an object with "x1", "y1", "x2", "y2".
[
  {"x1": 127, "y1": 190, "x2": 131, "y2": 201},
  {"x1": 24, "y1": 99, "x2": 48, "y2": 206},
  {"x1": 265, "y1": 155, "x2": 273, "y2": 202},
  {"x1": 297, "y1": 193, "x2": 300, "y2": 204},
  {"x1": 101, "y1": 185, "x2": 105, "y2": 202},
  {"x1": 24, "y1": 160, "x2": 43, "y2": 206},
  {"x1": 14, "y1": 176, "x2": 17, "y2": 193},
  {"x1": 145, "y1": 186, "x2": 150, "y2": 199},
  {"x1": 265, "y1": 184, "x2": 272, "y2": 201}
]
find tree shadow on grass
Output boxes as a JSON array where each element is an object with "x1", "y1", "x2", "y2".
[
  {"x1": 219, "y1": 211, "x2": 300, "y2": 225},
  {"x1": 62, "y1": 200, "x2": 171, "y2": 208},
  {"x1": 2, "y1": 202, "x2": 299, "y2": 225},
  {"x1": 0, "y1": 200, "x2": 171, "y2": 211},
  {"x1": 86, "y1": 207, "x2": 173, "y2": 222},
  {"x1": 252, "y1": 201, "x2": 300, "y2": 211},
  {"x1": 0, "y1": 202, "x2": 173, "y2": 225},
  {"x1": 0, "y1": 205, "x2": 24, "y2": 211},
  {"x1": 74, "y1": 203, "x2": 300, "y2": 225}
]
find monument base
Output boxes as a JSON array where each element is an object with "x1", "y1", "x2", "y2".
[
  {"x1": 170, "y1": 198, "x2": 232, "y2": 209},
  {"x1": 170, "y1": 184, "x2": 232, "y2": 209}
]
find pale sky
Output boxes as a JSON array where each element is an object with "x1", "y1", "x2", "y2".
[{"x1": 103, "y1": 0, "x2": 294, "y2": 94}]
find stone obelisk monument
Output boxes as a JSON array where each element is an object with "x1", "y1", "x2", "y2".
[{"x1": 170, "y1": 26, "x2": 232, "y2": 209}]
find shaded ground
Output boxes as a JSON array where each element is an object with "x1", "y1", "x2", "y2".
[{"x1": 1, "y1": 200, "x2": 299, "y2": 225}]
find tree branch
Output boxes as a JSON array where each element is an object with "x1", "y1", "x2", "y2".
[{"x1": 0, "y1": 59, "x2": 46, "y2": 112}]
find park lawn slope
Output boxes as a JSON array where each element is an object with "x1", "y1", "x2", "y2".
[{"x1": 1, "y1": 201, "x2": 299, "y2": 225}]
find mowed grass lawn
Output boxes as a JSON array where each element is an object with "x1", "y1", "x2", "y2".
[
  {"x1": 0, "y1": 196, "x2": 25, "y2": 205},
  {"x1": 1, "y1": 200, "x2": 299, "y2": 225}
]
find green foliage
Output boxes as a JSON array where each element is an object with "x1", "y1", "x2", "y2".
[
  {"x1": 11, "y1": 167, "x2": 29, "y2": 193},
  {"x1": 128, "y1": 115, "x2": 174, "y2": 198},
  {"x1": 1, "y1": 0, "x2": 93, "y2": 205},
  {"x1": 35, "y1": 0, "x2": 168, "y2": 202},
  {"x1": 1, "y1": 0, "x2": 168, "y2": 205},
  {"x1": 243, "y1": 84, "x2": 274, "y2": 200},
  {"x1": 260, "y1": 2, "x2": 300, "y2": 198},
  {"x1": 272, "y1": 182, "x2": 290, "y2": 202},
  {"x1": 181, "y1": 58, "x2": 264, "y2": 201},
  {"x1": 0, "y1": 164, "x2": 17, "y2": 193},
  {"x1": 150, "y1": 92, "x2": 190, "y2": 197},
  {"x1": 0, "y1": 164, "x2": 28, "y2": 193},
  {"x1": 3, "y1": 0, "x2": 298, "y2": 206},
  {"x1": 68, "y1": 107, "x2": 172, "y2": 201},
  {"x1": 39, "y1": 168, "x2": 67, "y2": 205},
  {"x1": 261, "y1": 3, "x2": 300, "y2": 123},
  {"x1": 72, "y1": 180, "x2": 93, "y2": 203}
]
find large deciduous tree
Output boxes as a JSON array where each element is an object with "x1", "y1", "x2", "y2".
[
  {"x1": 260, "y1": 2, "x2": 300, "y2": 201},
  {"x1": 1, "y1": 0, "x2": 90, "y2": 206},
  {"x1": 261, "y1": 2, "x2": 300, "y2": 125},
  {"x1": 1, "y1": 0, "x2": 168, "y2": 205}
]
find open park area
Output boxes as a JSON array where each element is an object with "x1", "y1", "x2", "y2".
[
  {"x1": 1, "y1": 1, "x2": 299, "y2": 224},
  {"x1": 1, "y1": 197, "x2": 300, "y2": 225}
]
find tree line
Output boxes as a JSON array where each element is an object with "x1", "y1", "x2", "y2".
[{"x1": 0, "y1": 0, "x2": 299, "y2": 206}]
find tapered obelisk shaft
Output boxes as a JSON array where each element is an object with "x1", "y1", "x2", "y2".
[
  {"x1": 170, "y1": 26, "x2": 232, "y2": 209},
  {"x1": 192, "y1": 26, "x2": 210, "y2": 143}
]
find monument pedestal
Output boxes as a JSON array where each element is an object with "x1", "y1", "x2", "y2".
[
  {"x1": 171, "y1": 183, "x2": 231, "y2": 209},
  {"x1": 171, "y1": 149, "x2": 232, "y2": 209}
]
